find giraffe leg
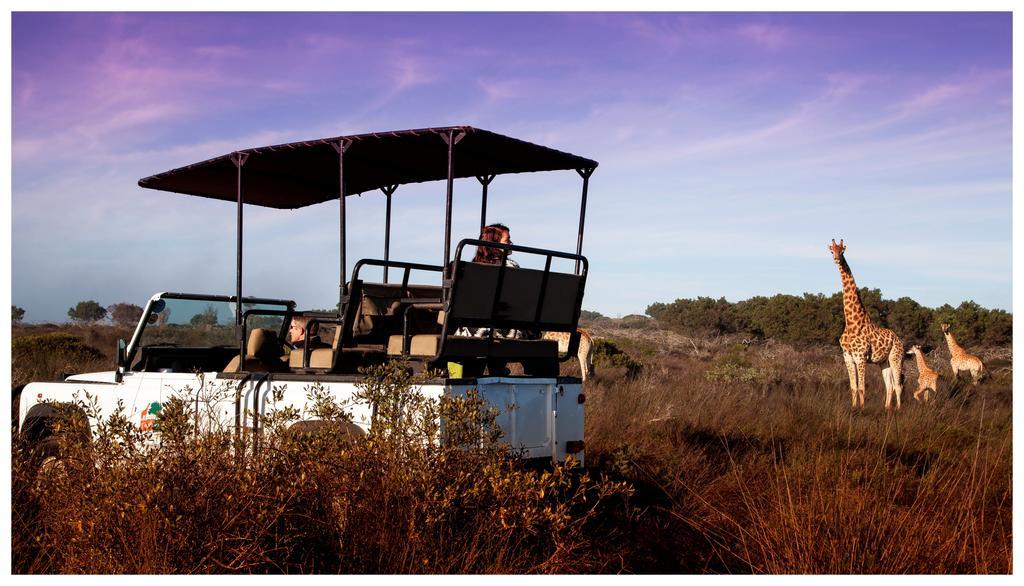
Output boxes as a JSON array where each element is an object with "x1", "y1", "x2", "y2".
[
  {"x1": 913, "y1": 386, "x2": 922, "y2": 402},
  {"x1": 855, "y1": 359, "x2": 867, "y2": 408},
  {"x1": 889, "y1": 348, "x2": 904, "y2": 411},
  {"x1": 882, "y1": 367, "x2": 893, "y2": 411},
  {"x1": 578, "y1": 353, "x2": 587, "y2": 382},
  {"x1": 843, "y1": 353, "x2": 858, "y2": 407}
]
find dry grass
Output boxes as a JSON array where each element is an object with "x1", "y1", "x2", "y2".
[
  {"x1": 11, "y1": 322, "x2": 1012, "y2": 573},
  {"x1": 11, "y1": 324, "x2": 128, "y2": 388},
  {"x1": 580, "y1": 323, "x2": 1012, "y2": 573}
]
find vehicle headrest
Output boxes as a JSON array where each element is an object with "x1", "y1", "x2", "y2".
[{"x1": 247, "y1": 328, "x2": 280, "y2": 360}]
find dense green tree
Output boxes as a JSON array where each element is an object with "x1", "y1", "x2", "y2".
[
  {"x1": 981, "y1": 309, "x2": 1012, "y2": 346},
  {"x1": 108, "y1": 303, "x2": 144, "y2": 327},
  {"x1": 887, "y1": 297, "x2": 931, "y2": 343},
  {"x1": 12, "y1": 305, "x2": 25, "y2": 323},
  {"x1": 648, "y1": 292, "x2": 1010, "y2": 348},
  {"x1": 646, "y1": 296, "x2": 738, "y2": 335},
  {"x1": 190, "y1": 305, "x2": 220, "y2": 327},
  {"x1": 952, "y1": 301, "x2": 986, "y2": 346},
  {"x1": 67, "y1": 300, "x2": 107, "y2": 323}
]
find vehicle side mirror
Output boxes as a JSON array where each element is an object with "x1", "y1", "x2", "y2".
[{"x1": 115, "y1": 338, "x2": 127, "y2": 382}]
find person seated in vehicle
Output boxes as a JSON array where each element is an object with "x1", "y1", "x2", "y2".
[
  {"x1": 455, "y1": 223, "x2": 541, "y2": 376},
  {"x1": 288, "y1": 315, "x2": 331, "y2": 350},
  {"x1": 456, "y1": 223, "x2": 523, "y2": 341}
]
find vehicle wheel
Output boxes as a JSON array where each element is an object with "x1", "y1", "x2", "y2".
[
  {"x1": 282, "y1": 419, "x2": 366, "y2": 447},
  {"x1": 19, "y1": 405, "x2": 92, "y2": 482},
  {"x1": 11, "y1": 385, "x2": 25, "y2": 433}
]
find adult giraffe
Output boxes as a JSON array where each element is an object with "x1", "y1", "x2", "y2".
[{"x1": 829, "y1": 239, "x2": 905, "y2": 410}]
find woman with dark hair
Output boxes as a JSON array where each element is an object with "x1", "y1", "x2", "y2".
[
  {"x1": 458, "y1": 223, "x2": 530, "y2": 367},
  {"x1": 473, "y1": 223, "x2": 519, "y2": 267}
]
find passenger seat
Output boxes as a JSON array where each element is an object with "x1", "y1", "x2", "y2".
[
  {"x1": 288, "y1": 324, "x2": 341, "y2": 370},
  {"x1": 224, "y1": 328, "x2": 289, "y2": 373}
]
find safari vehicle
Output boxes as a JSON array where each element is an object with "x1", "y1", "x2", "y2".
[{"x1": 16, "y1": 126, "x2": 597, "y2": 464}]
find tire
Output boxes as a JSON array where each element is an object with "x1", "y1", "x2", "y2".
[
  {"x1": 283, "y1": 419, "x2": 366, "y2": 445},
  {"x1": 19, "y1": 404, "x2": 91, "y2": 480},
  {"x1": 12, "y1": 385, "x2": 25, "y2": 433}
]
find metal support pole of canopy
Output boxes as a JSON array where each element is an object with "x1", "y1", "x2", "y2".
[
  {"x1": 575, "y1": 167, "x2": 595, "y2": 275},
  {"x1": 476, "y1": 174, "x2": 495, "y2": 233},
  {"x1": 231, "y1": 152, "x2": 249, "y2": 327},
  {"x1": 333, "y1": 139, "x2": 352, "y2": 312},
  {"x1": 440, "y1": 129, "x2": 465, "y2": 277},
  {"x1": 381, "y1": 184, "x2": 398, "y2": 283}
]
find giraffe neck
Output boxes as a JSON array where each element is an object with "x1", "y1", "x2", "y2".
[
  {"x1": 912, "y1": 349, "x2": 930, "y2": 372},
  {"x1": 837, "y1": 256, "x2": 872, "y2": 326},
  {"x1": 945, "y1": 332, "x2": 965, "y2": 355}
]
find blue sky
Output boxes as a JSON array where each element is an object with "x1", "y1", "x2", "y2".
[{"x1": 10, "y1": 12, "x2": 1012, "y2": 322}]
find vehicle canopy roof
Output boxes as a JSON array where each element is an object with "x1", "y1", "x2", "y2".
[{"x1": 138, "y1": 125, "x2": 598, "y2": 209}]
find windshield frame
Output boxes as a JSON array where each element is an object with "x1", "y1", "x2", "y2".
[{"x1": 125, "y1": 292, "x2": 295, "y2": 369}]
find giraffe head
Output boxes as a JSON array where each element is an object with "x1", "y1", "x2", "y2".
[
  {"x1": 941, "y1": 323, "x2": 951, "y2": 334},
  {"x1": 828, "y1": 238, "x2": 846, "y2": 266},
  {"x1": 908, "y1": 344, "x2": 922, "y2": 354}
]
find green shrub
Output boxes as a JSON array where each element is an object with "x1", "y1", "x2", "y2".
[
  {"x1": 703, "y1": 345, "x2": 779, "y2": 386},
  {"x1": 619, "y1": 314, "x2": 656, "y2": 329},
  {"x1": 592, "y1": 339, "x2": 643, "y2": 378},
  {"x1": 12, "y1": 333, "x2": 107, "y2": 387}
]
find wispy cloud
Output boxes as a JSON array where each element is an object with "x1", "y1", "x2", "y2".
[
  {"x1": 390, "y1": 54, "x2": 435, "y2": 92},
  {"x1": 193, "y1": 44, "x2": 246, "y2": 59},
  {"x1": 735, "y1": 23, "x2": 795, "y2": 49}
]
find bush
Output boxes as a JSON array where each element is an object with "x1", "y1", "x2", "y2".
[
  {"x1": 703, "y1": 345, "x2": 779, "y2": 387},
  {"x1": 11, "y1": 332, "x2": 107, "y2": 387},
  {"x1": 592, "y1": 339, "x2": 643, "y2": 378},
  {"x1": 619, "y1": 314, "x2": 656, "y2": 329},
  {"x1": 12, "y1": 361, "x2": 632, "y2": 573},
  {"x1": 13, "y1": 305, "x2": 26, "y2": 323}
]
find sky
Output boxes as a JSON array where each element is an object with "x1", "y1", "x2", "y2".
[{"x1": 9, "y1": 11, "x2": 1013, "y2": 322}]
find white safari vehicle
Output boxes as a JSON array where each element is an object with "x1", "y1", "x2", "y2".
[{"x1": 17, "y1": 126, "x2": 597, "y2": 464}]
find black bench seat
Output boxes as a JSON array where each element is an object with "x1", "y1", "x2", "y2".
[{"x1": 386, "y1": 334, "x2": 557, "y2": 358}]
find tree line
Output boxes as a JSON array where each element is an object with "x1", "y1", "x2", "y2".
[
  {"x1": 644, "y1": 289, "x2": 1011, "y2": 348},
  {"x1": 11, "y1": 302, "x2": 144, "y2": 326}
]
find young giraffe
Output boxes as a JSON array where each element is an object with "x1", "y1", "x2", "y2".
[
  {"x1": 829, "y1": 239, "x2": 905, "y2": 410},
  {"x1": 906, "y1": 345, "x2": 939, "y2": 403},
  {"x1": 542, "y1": 328, "x2": 595, "y2": 382},
  {"x1": 940, "y1": 323, "x2": 984, "y2": 385}
]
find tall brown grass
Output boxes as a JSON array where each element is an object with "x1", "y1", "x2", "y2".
[
  {"x1": 11, "y1": 322, "x2": 1012, "y2": 573},
  {"x1": 11, "y1": 324, "x2": 130, "y2": 388},
  {"x1": 583, "y1": 324, "x2": 1012, "y2": 573}
]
